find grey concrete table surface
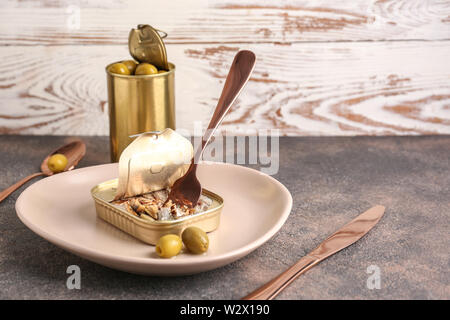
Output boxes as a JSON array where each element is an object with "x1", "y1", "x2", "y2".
[{"x1": 0, "y1": 135, "x2": 449, "y2": 300}]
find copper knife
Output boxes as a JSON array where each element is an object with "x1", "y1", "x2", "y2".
[{"x1": 242, "y1": 205, "x2": 385, "y2": 300}]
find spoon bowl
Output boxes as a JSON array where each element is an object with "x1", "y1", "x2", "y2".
[
  {"x1": 40, "y1": 140, "x2": 86, "y2": 176},
  {"x1": 0, "y1": 139, "x2": 86, "y2": 203}
]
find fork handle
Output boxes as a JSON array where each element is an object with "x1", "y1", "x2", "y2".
[
  {"x1": 0, "y1": 172, "x2": 45, "y2": 203},
  {"x1": 194, "y1": 50, "x2": 256, "y2": 163},
  {"x1": 242, "y1": 255, "x2": 318, "y2": 300}
]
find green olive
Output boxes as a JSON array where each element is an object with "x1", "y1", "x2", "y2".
[
  {"x1": 108, "y1": 63, "x2": 130, "y2": 75},
  {"x1": 155, "y1": 234, "x2": 182, "y2": 258},
  {"x1": 135, "y1": 63, "x2": 158, "y2": 75},
  {"x1": 182, "y1": 227, "x2": 209, "y2": 254},
  {"x1": 122, "y1": 60, "x2": 137, "y2": 74},
  {"x1": 47, "y1": 154, "x2": 68, "y2": 173}
]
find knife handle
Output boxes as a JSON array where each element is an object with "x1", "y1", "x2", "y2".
[{"x1": 242, "y1": 255, "x2": 318, "y2": 300}]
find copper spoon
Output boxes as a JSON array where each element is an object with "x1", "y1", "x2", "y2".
[
  {"x1": 167, "y1": 50, "x2": 256, "y2": 208},
  {"x1": 0, "y1": 140, "x2": 86, "y2": 203}
]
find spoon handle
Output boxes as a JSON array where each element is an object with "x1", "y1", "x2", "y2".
[
  {"x1": 0, "y1": 172, "x2": 45, "y2": 203},
  {"x1": 194, "y1": 50, "x2": 256, "y2": 163}
]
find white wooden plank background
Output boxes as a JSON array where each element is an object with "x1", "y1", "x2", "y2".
[
  {"x1": 1, "y1": 0, "x2": 449, "y2": 44},
  {"x1": 0, "y1": 0, "x2": 449, "y2": 135}
]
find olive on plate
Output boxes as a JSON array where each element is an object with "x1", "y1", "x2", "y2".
[
  {"x1": 182, "y1": 227, "x2": 209, "y2": 254},
  {"x1": 155, "y1": 234, "x2": 182, "y2": 258}
]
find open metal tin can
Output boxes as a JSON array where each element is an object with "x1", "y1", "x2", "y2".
[{"x1": 91, "y1": 179, "x2": 223, "y2": 245}]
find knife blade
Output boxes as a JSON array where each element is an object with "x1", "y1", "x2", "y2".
[{"x1": 242, "y1": 205, "x2": 385, "y2": 300}]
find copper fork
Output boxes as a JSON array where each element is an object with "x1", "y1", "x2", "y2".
[{"x1": 167, "y1": 50, "x2": 256, "y2": 208}]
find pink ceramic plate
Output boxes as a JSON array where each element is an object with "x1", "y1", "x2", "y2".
[{"x1": 15, "y1": 163, "x2": 292, "y2": 276}]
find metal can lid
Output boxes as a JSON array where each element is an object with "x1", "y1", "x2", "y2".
[
  {"x1": 115, "y1": 128, "x2": 193, "y2": 200},
  {"x1": 128, "y1": 24, "x2": 169, "y2": 70}
]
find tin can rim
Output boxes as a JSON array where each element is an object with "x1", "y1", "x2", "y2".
[
  {"x1": 91, "y1": 178, "x2": 224, "y2": 226},
  {"x1": 105, "y1": 61, "x2": 175, "y2": 79}
]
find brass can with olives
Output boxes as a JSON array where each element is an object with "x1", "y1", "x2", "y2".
[{"x1": 106, "y1": 24, "x2": 175, "y2": 162}]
